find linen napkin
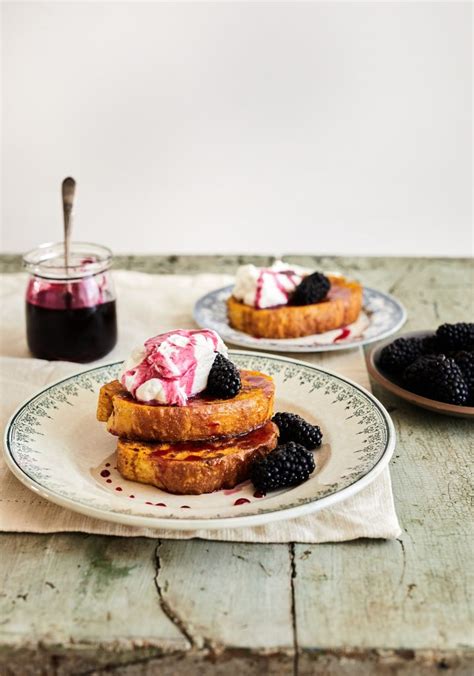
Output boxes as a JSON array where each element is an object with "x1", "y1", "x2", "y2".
[{"x1": 0, "y1": 271, "x2": 401, "y2": 542}]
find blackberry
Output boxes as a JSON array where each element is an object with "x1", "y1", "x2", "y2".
[
  {"x1": 290, "y1": 272, "x2": 330, "y2": 306},
  {"x1": 379, "y1": 337, "x2": 424, "y2": 375},
  {"x1": 421, "y1": 334, "x2": 443, "y2": 355},
  {"x1": 206, "y1": 353, "x2": 241, "y2": 399},
  {"x1": 436, "y1": 323, "x2": 474, "y2": 352},
  {"x1": 272, "y1": 412, "x2": 323, "y2": 449},
  {"x1": 454, "y1": 351, "x2": 474, "y2": 404},
  {"x1": 250, "y1": 442, "x2": 315, "y2": 492},
  {"x1": 403, "y1": 355, "x2": 468, "y2": 405}
]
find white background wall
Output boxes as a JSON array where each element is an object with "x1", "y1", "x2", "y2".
[{"x1": 1, "y1": 1, "x2": 472, "y2": 256}]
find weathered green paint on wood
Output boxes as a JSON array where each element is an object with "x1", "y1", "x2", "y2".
[
  {"x1": 0, "y1": 255, "x2": 472, "y2": 675},
  {"x1": 155, "y1": 540, "x2": 294, "y2": 652}
]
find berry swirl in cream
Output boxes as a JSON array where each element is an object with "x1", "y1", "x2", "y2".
[
  {"x1": 120, "y1": 329, "x2": 228, "y2": 406},
  {"x1": 232, "y1": 261, "x2": 309, "y2": 309}
]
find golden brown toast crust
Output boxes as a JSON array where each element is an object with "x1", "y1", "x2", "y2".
[
  {"x1": 227, "y1": 275, "x2": 363, "y2": 338},
  {"x1": 97, "y1": 370, "x2": 275, "y2": 442},
  {"x1": 116, "y1": 421, "x2": 278, "y2": 494}
]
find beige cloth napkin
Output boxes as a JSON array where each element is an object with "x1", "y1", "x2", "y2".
[{"x1": 0, "y1": 271, "x2": 401, "y2": 542}]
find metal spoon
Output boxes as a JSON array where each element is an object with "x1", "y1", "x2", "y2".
[
  {"x1": 62, "y1": 177, "x2": 76, "y2": 271},
  {"x1": 61, "y1": 177, "x2": 76, "y2": 309}
]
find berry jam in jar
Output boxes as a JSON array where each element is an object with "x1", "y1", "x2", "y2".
[{"x1": 24, "y1": 242, "x2": 117, "y2": 362}]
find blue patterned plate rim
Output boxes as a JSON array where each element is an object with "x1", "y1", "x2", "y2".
[
  {"x1": 3, "y1": 351, "x2": 396, "y2": 531},
  {"x1": 193, "y1": 285, "x2": 407, "y2": 353}
]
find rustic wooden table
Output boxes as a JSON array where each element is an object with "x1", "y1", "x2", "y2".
[{"x1": 0, "y1": 256, "x2": 472, "y2": 676}]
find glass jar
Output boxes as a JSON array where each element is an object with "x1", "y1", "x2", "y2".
[{"x1": 23, "y1": 242, "x2": 118, "y2": 362}]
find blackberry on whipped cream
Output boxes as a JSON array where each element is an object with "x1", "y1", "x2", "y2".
[
  {"x1": 120, "y1": 329, "x2": 227, "y2": 406},
  {"x1": 232, "y1": 261, "x2": 308, "y2": 309}
]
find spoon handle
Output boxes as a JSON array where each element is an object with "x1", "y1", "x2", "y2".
[{"x1": 62, "y1": 177, "x2": 76, "y2": 270}]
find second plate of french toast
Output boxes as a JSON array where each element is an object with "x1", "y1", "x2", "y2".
[{"x1": 194, "y1": 261, "x2": 406, "y2": 352}]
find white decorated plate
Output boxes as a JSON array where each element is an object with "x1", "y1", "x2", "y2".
[
  {"x1": 194, "y1": 285, "x2": 406, "y2": 352},
  {"x1": 4, "y1": 352, "x2": 395, "y2": 531}
]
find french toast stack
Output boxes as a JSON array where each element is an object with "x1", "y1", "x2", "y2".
[{"x1": 97, "y1": 370, "x2": 278, "y2": 494}]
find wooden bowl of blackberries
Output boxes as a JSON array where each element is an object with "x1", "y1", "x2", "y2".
[{"x1": 368, "y1": 323, "x2": 474, "y2": 418}]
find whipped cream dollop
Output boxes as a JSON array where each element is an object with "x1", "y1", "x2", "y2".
[
  {"x1": 232, "y1": 261, "x2": 309, "y2": 309},
  {"x1": 120, "y1": 329, "x2": 228, "y2": 406}
]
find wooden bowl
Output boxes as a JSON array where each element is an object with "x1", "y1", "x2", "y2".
[{"x1": 367, "y1": 330, "x2": 474, "y2": 419}]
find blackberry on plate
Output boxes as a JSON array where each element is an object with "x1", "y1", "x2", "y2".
[
  {"x1": 379, "y1": 337, "x2": 424, "y2": 375},
  {"x1": 403, "y1": 355, "x2": 469, "y2": 405},
  {"x1": 272, "y1": 412, "x2": 323, "y2": 449},
  {"x1": 453, "y1": 351, "x2": 474, "y2": 404},
  {"x1": 206, "y1": 353, "x2": 241, "y2": 399},
  {"x1": 250, "y1": 442, "x2": 315, "y2": 492},
  {"x1": 290, "y1": 272, "x2": 330, "y2": 306},
  {"x1": 436, "y1": 323, "x2": 474, "y2": 352}
]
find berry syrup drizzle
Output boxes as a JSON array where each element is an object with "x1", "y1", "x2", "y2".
[
  {"x1": 95, "y1": 458, "x2": 267, "y2": 509},
  {"x1": 333, "y1": 327, "x2": 351, "y2": 343},
  {"x1": 254, "y1": 268, "x2": 302, "y2": 309},
  {"x1": 121, "y1": 329, "x2": 223, "y2": 406},
  {"x1": 223, "y1": 481, "x2": 250, "y2": 495},
  {"x1": 98, "y1": 464, "x2": 170, "y2": 508}
]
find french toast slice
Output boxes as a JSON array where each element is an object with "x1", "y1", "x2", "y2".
[
  {"x1": 227, "y1": 274, "x2": 363, "y2": 339},
  {"x1": 116, "y1": 421, "x2": 278, "y2": 494},
  {"x1": 97, "y1": 370, "x2": 275, "y2": 442}
]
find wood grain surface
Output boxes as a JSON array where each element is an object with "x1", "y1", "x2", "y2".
[{"x1": 0, "y1": 256, "x2": 472, "y2": 675}]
